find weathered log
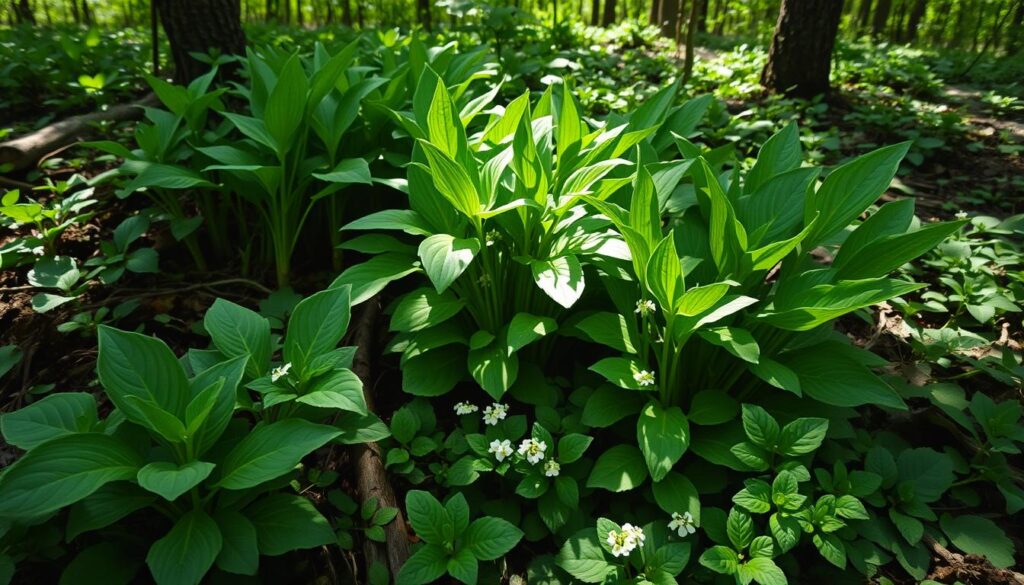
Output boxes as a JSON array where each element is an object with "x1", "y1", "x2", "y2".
[
  {"x1": 0, "y1": 94, "x2": 157, "y2": 173},
  {"x1": 924, "y1": 534, "x2": 1024, "y2": 585},
  {"x1": 347, "y1": 297, "x2": 411, "y2": 579}
]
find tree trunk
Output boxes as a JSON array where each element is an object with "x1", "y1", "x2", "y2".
[
  {"x1": 1008, "y1": 0, "x2": 1023, "y2": 53},
  {"x1": 81, "y1": 0, "x2": 92, "y2": 23},
  {"x1": 601, "y1": 0, "x2": 616, "y2": 25},
  {"x1": 658, "y1": 0, "x2": 679, "y2": 35},
  {"x1": 596, "y1": 0, "x2": 604, "y2": 25},
  {"x1": 905, "y1": 0, "x2": 927, "y2": 40},
  {"x1": 12, "y1": 0, "x2": 35, "y2": 23},
  {"x1": 417, "y1": 0, "x2": 430, "y2": 29},
  {"x1": 341, "y1": 0, "x2": 351, "y2": 25},
  {"x1": 871, "y1": 0, "x2": 890, "y2": 37},
  {"x1": 857, "y1": 0, "x2": 872, "y2": 31},
  {"x1": 761, "y1": 0, "x2": 844, "y2": 98},
  {"x1": 697, "y1": 0, "x2": 708, "y2": 32},
  {"x1": 683, "y1": 0, "x2": 699, "y2": 80},
  {"x1": 69, "y1": 0, "x2": 79, "y2": 23},
  {"x1": 155, "y1": 0, "x2": 247, "y2": 85}
]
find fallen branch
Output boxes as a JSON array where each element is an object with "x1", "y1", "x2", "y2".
[
  {"x1": 0, "y1": 94, "x2": 158, "y2": 173},
  {"x1": 924, "y1": 534, "x2": 1024, "y2": 585},
  {"x1": 347, "y1": 296, "x2": 411, "y2": 578}
]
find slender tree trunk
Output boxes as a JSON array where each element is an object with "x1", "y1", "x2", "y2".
[
  {"x1": 761, "y1": 0, "x2": 844, "y2": 98},
  {"x1": 417, "y1": 0, "x2": 430, "y2": 29},
  {"x1": 601, "y1": 0, "x2": 616, "y2": 26},
  {"x1": 598, "y1": 0, "x2": 606, "y2": 25},
  {"x1": 69, "y1": 0, "x2": 79, "y2": 23},
  {"x1": 80, "y1": 0, "x2": 92, "y2": 23},
  {"x1": 341, "y1": 0, "x2": 351, "y2": 25},
  {"x1": 12, "y1": 0, "x2": 35, "y2": 23},
  {"x1": 697, "y1": 0, "x2": 708, "y2": 32},
  {"x1": 1008, "y1": 0, "x2": 1023, "y2": 53},
  {"x1": 659, "y1": 0, "x2": 679, "y2": 35},
  {"x1": 683, "y1": 0, "x2": 699, "y2": 80},
  {"x1": 155, "y1": 0, "x2": 247, "y2": 84},
  {"x1": 857, "y1": 0, "x2": 871, "y2": 28},
  {"x1": 905, "y1": 0, "x2": 926, "y2": 40},
  {"x1": 871, "y1": 0, "x2": 890, "y2": 37}
]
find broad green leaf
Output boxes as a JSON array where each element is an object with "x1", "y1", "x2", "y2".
[
  {"x1": 263, "y1": 55, "x2": 308, "y2": 152},
  {"x1": 390, "y1": 288, "x2": 465, "y2": 333},
  {"x1": 214, "y1": 510, "x2": 259, "y2": 576},
  {"x1": 396, "y1": 543, "x2": 448, "y2": 585},
  {"x1": 447, "y1": 548, "x2": 478, "y2": 585},
  {"x1": 313, "y1": 157, "x2": 372, "y2": 185},
  {"x1": 418, "y1": 140, "x2": 481, "y2": 218},
  {"x1": 805, "y1": 142, "x2": 910, "y2": 246},
  {"x1": 284, "y1": 286, "x2": 351, "y2": 377},
  {"x1": 506, "y1": 313, "x2": 557, "y2": 352},
  {"x1": 531, "y1": 255, "x2": 585, "y2": 309},
  {"x1": 645, "y1": 233, "x2": 682, "y2": 312},
  {"x1": 738, "y1": 557, "x2": 787, "y2": 585},
  {"x1": 146, "y1": 510, "x2": 222, "y2": 585},
  {"x1": 556, "y1": 529, "x2": 616, "y2": 583},
  {"x1": 246, "y1": 493, "x2": 336, "y2": 555},
  {"x1": 330, "y1": 253, "x2": 420, "y2": 305},
  {"x1": 834, "y1": 220, "x2": 967, "y2": 280},
  {"x1": 204, "y1": 299, "x2": 271, "y2": 379},
  {"x1": 741, "y1": 404, "x2": 779, "y2": 450},
  {"x1": 216, "y1": 419, "x2": 341, "y2": 490},
  {"x1": 342, "y1": 209, "x2": 432, "y2": 236},
  {"x1": 897, "y1": 448, "x2": 954, "y2": 503},
  {"x1": 940, "y1": 514, "x2": 1015, "y2": 568},
  {"x1": 188, "y1": 356, "x2": 247, "y2": 457},
  {"x1": 589, "y1": 357, "x2": 653, "y2": 390},
  {"x1": 777, "y1": 418, "x2": 828, "y2": 456},
  {"x1": 0, "y1": 392, "x2": 97, "y2": 450},
  {"x1": 637, "y1": 401, "x2": 690, "y2": 482},
  {"x1": 697, "y1": 327, "x2": 759, "y2": 364},
  {"x1": 0, "y1": 433, "x2": 142, "y2": 518},
  {"x1": 98, "y1": 326, "x2": 190, "y2": 420},
  {"x1": 405, "y1": 490, "x2": 453, "y2": 546},
  {"x1": 586, "y1": 444, "x2": 648, "y2": 492},
  {"x1": 137, "y1": 461, "x2": 215, "y2": 502},
  {"x1": 688, "y1": 390, "x2": 739, "y2": 426},
  {"x1": 296, "y1": 369, "x2": 367, "y2": 414},
  {"x1": 66, "y1": 483, "x2": 156, "y2": 541},
  {"x1": 652, "y1": 471, "x2": 701, "y2": 523},
  {"x1": 573, "y1": 312, "x2": 638, "y2": 354},
  {"x1": 464, "y1": 516, "x2": 524, "y2": 560},
  {"x1": 418, "y1": 234, "x2": 480, "y2": 294},
  {"x1": 782, "y1": 347, "x2": 905, "y2": 410},
  {"x1": 745, "y1": 121, "x2": 801, "y2": 194},
  {"x1": 59, "y1": 542, "x2": 138, "y2": 585},
  {"x1": 699, "y1": 545, "x2": 739, "y2": 575},
  {"x1": 727, "y1": 508, "x2": 754, "y2": 550}
]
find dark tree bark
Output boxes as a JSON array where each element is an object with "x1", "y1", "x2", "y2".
[
  {"x1": 905, "y1": 0, "x2": 927, "y2": 40},
  {"x1": 155, "y1": 0, "x2": 247, "y2": 85},
  {"x1": 658, "y1": 0, "x2": 680, "y2": 35},
  {"x1": 596, "y1": 0, "x2": 604, "y2": 25},
  {"x1": 12, "y1": 0, "x2": 35, "y2": 23},
  {"x1": 69, "y1": 0, "x2": 79, "y2": 23},
  {"x1": 81, "y1": 0, "x2": 92, "y2": 23},
  {"x1": 761, "y1": 0, "x2": 844, "y2": 98},
  {"x1": 857, "y1": 0, "x2": 872, "y2": 31},
  {"x1": 697, "y1": 0, "x2": 708, "y2": 32},
  {"x1": 1009, "y1": 0, "x2": 1023, "y2": 53},
  {"x1": 341, "y1": 0, "x2": 351, "y2": 25},
  {"x1": 417, "y1": 0, "x2": 430, "y2": 29},
  {"x1": 871, "y1": 0, "x2": 891, "y2": 37},
  {"x1": 601, "y1": 0, "x2": 616, "y2": 25},
  {"x1": 683, "y1": 0, "x2": 700, "y2": 80}
]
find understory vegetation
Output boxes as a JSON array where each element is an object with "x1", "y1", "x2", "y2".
[{"x1": 0, "y1": 2, "x2": 1022, "y2": 584}]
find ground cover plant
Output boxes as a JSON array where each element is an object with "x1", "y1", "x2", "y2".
[{"x1": 1, "y1": 0, "x2": 1022, "y2": 584}]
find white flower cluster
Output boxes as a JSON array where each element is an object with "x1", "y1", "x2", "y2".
[
  {"x1": 635, "y1": 299, "x2": 657, "y2": 316},
  {"x1": 606, "y1": 523, "x2": 645, "y2": 557},
  {"x1": 544, "y1": 459, "x2": 560, "y2": 477},
  {"x1": 488, "y1": 439, "x2": 513, "y2": 462},
  {"x1": 482, "y1": 403, "x2": 509, "y2": 426},
  {"x1": 633, "y1": 370, "x2": 655, "y2": 387},
  {"x1": 271, "y1": 362, "x2": 292, "y2": 382},
  {"x1": 955, "y1": 210, "x2": 969, "y2": 220},
  {"x1": 668, "y1": 511, "x2": 696, "y2": 537},
  {"x1": 517, "y1": 438, "x2": 547, "y2": 464},
  {"x1": 453, "y1": 402, "x2": 478, "y2": 415}
]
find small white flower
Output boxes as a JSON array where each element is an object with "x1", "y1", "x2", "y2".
[
  {"x1": 955, "y1": 210, "x2": 969, "y2": 220},
  {"x1": 454, "y1": 401, "x2": 478, "y2": 415},
  {"x1": 622, "y1": 523, "x2": 646, "y2": 548},
  {"x1": 544, "y1": 459, "x2": 560, "y2": 477},
  {"x1": 488, "y1": 439, "x2": 513, "y2": 462},
  {"x1": 606, "y1": 524, "x2": 643, "y2": 557},
  {"x1": 668, "y1": 511, "x2": 697, "y2": 537},
  {"x1": 517, "y1": 438, "x2": 548, "y2": 465},
  {"x1": 635, "y1": 299, "x2": 657, "y2": 316},
  {"x1": 482, "y1": 403, "x2": 509, "y2": 426},
  {"x1": 31, "y1": 245, "x2": 45, "y2": 256},
  {"x1": 633, "y1": 370, "x2": 655, "y2": 387},
  {"x1": 271, "y1": 362, "x2": 292, "y2": 382}
]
